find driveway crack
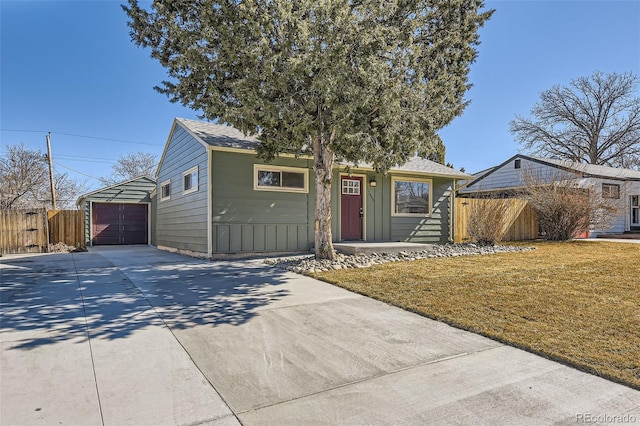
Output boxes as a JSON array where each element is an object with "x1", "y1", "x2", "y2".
[{"x1": 72, "y1": 253, "x2": 105, "y2": 426}]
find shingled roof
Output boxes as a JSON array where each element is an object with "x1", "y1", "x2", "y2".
[
  {"x1": 177, "y1": 117, "x2": 260, "y2": 150},
  {"x1": 529, "y1": 156, "x2": 640, "y2": 181},
  {"x1": 175, "y1": 117, "x2": 472, "y2": 179},
  {"x1": 352, "y1": 157, "x2": 472, "y2": 179}
]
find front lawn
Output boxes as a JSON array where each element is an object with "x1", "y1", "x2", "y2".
[{"x1": 314, "y1": 241, "x2": 640, "y2": 389}]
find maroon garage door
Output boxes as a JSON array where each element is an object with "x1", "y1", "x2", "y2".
[{"x1": 92, "y1": 203, "x2": 148, "y2": 245}]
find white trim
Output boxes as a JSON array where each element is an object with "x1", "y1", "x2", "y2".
[
  {"x1": 391, "y1": 176, "x2": 433, "y2": 217},
  {"x1": 253, "y1": 164, "x2": 309, "y2": 193},
  {"x1": 148, "y1": 202, "x2": 152, "y2": 246},
  {"x1": 631, "y1": 194, "x2": 640, "y2": 227},
  {"x1": 88, "y1": 201, "x2": 94, "y2": 246},
  {"x1": 160, "y1": 179, "x2": 171, "y2": 201},
  {"x1": 156, "y1": 119, "x2": 180, "y2": 179},
  {"x1": 207, "y1": 151, "x2": 213, "y2": 258},
  {"x1": 182, "y1": 165, "x2": 199, "y2": 195},
  {"x1": 338, "y1": 173, "x2": 367, "y2": 241}
]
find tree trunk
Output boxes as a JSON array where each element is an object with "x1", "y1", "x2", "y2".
[{"x1": 312, "y1": 134, "x2": 336, "y2": 260}]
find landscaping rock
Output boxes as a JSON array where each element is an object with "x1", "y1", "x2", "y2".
[{"x1": 264, "y1": 243, "x2": 535, "y2": 276}]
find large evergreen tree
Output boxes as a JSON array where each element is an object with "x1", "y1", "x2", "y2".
[{"x1": 124, "y1": 0, "x2": 492, "y2": 259}]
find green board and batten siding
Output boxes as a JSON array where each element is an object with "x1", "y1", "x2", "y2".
[
  {"x1": 211, "y1": 151, "x2": 315, "y2": 253},
  {"x1": 209, "y1": 151, "x2": 454, "y2": 253},
  {"x1": 155, "y1": 118, "x2": 467, "y2": 256},
  {"x1": 155, "y1": 125, "x2": 209, "y2": 254}
]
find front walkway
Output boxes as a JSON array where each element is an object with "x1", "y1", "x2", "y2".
[{"x1": 1, "y1": 246, "x2": 639, "y2": 425}]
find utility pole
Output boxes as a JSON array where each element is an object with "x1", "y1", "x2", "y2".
[{"x1": 46, "y1": 132, "x2": 57, "y2": 210}]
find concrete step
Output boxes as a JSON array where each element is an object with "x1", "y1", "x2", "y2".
[{"x1": 333, "y1": 242, "x2": 434, "y2": 255}]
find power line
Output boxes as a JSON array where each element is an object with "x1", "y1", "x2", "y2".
[
  {"x1": 0, "y1": 129, "x2": 162, "y2": 147},
  {"x1": 52, "y1": 160, "x2": 104, "y2": 182},
  {"x1": 56, "y1": 155, "x2": 115, "y2": 164}
]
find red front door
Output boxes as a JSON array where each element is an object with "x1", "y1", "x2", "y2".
[{"x1": 340, "y1": 176, "x2": 363, "y2": 240}]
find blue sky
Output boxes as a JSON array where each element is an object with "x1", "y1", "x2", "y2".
[{"x1": 1, "y1": 1, "x2": 639, "y2": 191}]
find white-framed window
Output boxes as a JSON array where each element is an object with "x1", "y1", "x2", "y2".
[
  {"x1": 183, "y1": 166, "x2": 198, "y2": 195},
  {"x1": 391, "y1": 177, "x2": 432, "y2": 216},
  {"x1": 342, "y1": 179, "x2": 361, "y2": 195},
  {"x1": 602, "y1": 183, "x2": 620, "y2": 199},
  {"x1": 254, "y1": 165, "x2": 308, "y2": 193},
  {"x1": 160, "y1": 179, "x2": 171, "y2": 201}
]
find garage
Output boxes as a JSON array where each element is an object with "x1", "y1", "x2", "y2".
[
  {"x1": 76, "y1": 176, "x2": 156, "y2": 247},
  {"x1": 92, "y1": 203, "x2": 148, "y2": 245}
]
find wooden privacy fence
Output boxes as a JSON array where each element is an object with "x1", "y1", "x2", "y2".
[
  {"x1": 454, "y1": 198, "x2": 539, "y2": 243},
  {"x1": 0, "y1": 209, "x2": 85, "y2": 255},
  {"x1": 48, "y1": 210, "x2": 85, "y2": 249},
  {"x1": 0, "y1": 208, "x2": 49, "y2": 255}
]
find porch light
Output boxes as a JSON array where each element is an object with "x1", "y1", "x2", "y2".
[{"x1": 369, "y1": 178, "x2": 377, "y2": 187}]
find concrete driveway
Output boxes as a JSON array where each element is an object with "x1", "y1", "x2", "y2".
[{"x1": 1, "y1": 246, "x2": 638, "y2": 425}]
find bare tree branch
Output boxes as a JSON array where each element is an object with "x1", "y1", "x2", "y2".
[
  {"x1": 510, "y1": 71, "x2": 640, "y2": 169},
  {"x1": 0, "y1": 143, "x2": 87, "y2": 209},
  {"x1": 100, "y1": 152, "x2": 158, "y2": 186}
]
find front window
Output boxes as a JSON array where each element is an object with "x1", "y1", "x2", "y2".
[
  {"x1": 254, "y1": 165, "x2": 308, "y2": 193},
  {"x1": 602, "y1": 183, "x2": 620, "y2": 199},
  {"x1": 183, "y1": 166, "x2": 198, "y2": 195},
  {"x1": 392, "y1": 178, "x2": 431, "y2": 216}
]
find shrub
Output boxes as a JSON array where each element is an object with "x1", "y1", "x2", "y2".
[
  {"x1": 467, "y1": 198, "x2": 512, "y2": 245},
  {"x1": 523, "y1": 170, "x2": 621, "y2": 240}
]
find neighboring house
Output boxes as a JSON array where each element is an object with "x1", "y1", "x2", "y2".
[
  {"x1": 76, "y1": 176, "x2": 156, "y2": 246},
  {"x1": 154, "y1": 117, "x2": 472, "y2": 258},
  {"x1": 459, "y1": 154, "x2": 640, "y2": 236}
]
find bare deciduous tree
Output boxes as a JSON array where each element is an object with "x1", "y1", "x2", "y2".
[
  {"x1": 0, "y1": 143, "x2": 87, "y2": 209},
  {"x1": 523, "y1": 169, "x2": 621, "y2": 240},
  {"x1": 0, "y1": 143, "x2": 47, "y2": 209},
  {"x1": 100, "y1": 152, "x2": 158, "y2": 186},
  {"x1": 510, "y1": 71, "x2": 640, "y2": 169}
]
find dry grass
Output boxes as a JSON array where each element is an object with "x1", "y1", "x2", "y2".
[{"x1": 314, "y1": 241, "x2": 640, "y2": 389}]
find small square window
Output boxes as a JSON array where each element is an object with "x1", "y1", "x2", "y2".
[
  {"x1": 341, "y1": 179, "x2": 361, "y2": 195},
  {"x1": 160, "y1": 180, "x2": 171, "y2": 201},
  {"x1": 514, "y1": 159, "x2": 521, "y2": 169},
  {"x1": 183, "y1": 166, "x2": 198, "y2": 195},
  {"x1": 602, "y1": 183, "x2": 620, "y2": 199}
]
